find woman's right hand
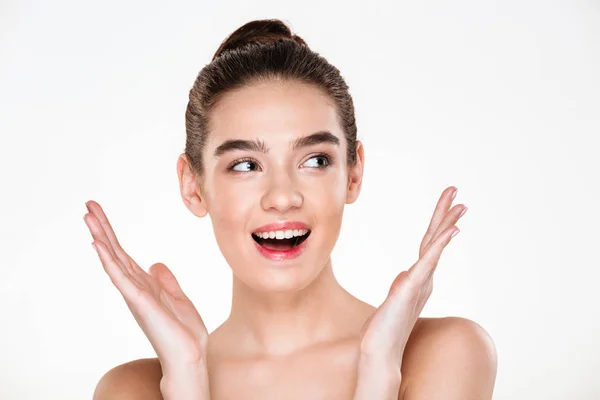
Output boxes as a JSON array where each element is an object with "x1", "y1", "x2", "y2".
[{"x1": 83, "y1": 200, "x2": 210, "y2": 397}]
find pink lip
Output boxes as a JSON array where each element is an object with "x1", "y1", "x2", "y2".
[
  {"x1": 251, "y1": 221, "x2": 311, "y2": 262},
  {"x1": 253, "y1": 234, "x2": 310, "y2": 261},
  {"x1": 252, "y1": 221, "x2": 310, "y2": 233}
]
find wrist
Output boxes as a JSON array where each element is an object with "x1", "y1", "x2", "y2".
[
  {"x1": 160, "y1": 362, "x2": 211, "y2": 400},
  {"x1": 160, "y1": 375, "x2": 210, "y2": 400},
  {"x1": 353, "y1": 356, "x2": 402, "y2": 400}
]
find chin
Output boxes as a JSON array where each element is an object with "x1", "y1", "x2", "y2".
[
  {"x1": 232, "y1": 258, "x2": 322, "y2": 294},
  {"x1": 215, "y1": 223, "x2": 338, "y2": 293},
  {"x1": 225, "y1": 235, "x2": 330, "y2": 294}
]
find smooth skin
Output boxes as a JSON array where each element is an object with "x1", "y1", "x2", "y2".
[{"x1": 86, "y1": 80, "x2": 497, "y2": 399}]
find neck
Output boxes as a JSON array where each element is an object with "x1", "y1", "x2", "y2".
[{"x1": 226, "y1": 258, "x2": 358, "y2": 357}]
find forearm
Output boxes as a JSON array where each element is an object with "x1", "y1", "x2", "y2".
[
  {"x1": 160, "y1": 361, "x2": 211, "y2": 400},
  {"x1": 352, "y1": 356, "x2": 402, "y2": 400}
]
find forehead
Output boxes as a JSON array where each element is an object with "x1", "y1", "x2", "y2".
[{"x1": 207, "y1": 80, "x2": 343, "y2": 145}]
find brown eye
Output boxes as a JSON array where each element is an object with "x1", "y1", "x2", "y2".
[
  {"x1": 230, "y1": 159, "x2": 260, "y2": 172},
  {"x1": 302, "y1": 155, "x2": 331, "y2": 169}
]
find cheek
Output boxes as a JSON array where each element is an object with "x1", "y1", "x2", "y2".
[
  {"x1": 205, "y1": 182, "x2": 257, "y2": 266},
  {"x1": 205, "y1": 179, "x2": 255, "y2": 233},
  {"x1": 306, "y1": 169, "x2": 347, "y2": 228},
  {"x1": 311, "y1": 168, "x2": 348, "y2": 205}
]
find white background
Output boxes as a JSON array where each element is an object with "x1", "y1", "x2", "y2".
[{"x1": 1, "y1": 0, "x2": 599, "y2": 399}]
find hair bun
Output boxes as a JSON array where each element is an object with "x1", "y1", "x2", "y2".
[{"x1": 212, "y1": 19, "x2": 307, "y2": 60}]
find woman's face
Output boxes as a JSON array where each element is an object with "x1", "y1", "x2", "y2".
[{"x1": 189, "y1": 80, "x2": 363, "y2": 292}]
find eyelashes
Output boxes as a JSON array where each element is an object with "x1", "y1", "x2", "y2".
[
  {"x1": 226, "y1": 153, "x2": 334, "y2": 174},
  {"x1": 227, "y1": 157, "x2": 259, "y2": 173},
  {"x1": 302, "y1": 153, "x2": 332, "y2": 169}
]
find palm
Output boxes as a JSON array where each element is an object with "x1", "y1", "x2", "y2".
[
  {"x1": 83, "y1": 201, "x2": 208, "y2": 373},
  {"x1": 359, "y1": 186, "x2": 467, "y2": 365}
]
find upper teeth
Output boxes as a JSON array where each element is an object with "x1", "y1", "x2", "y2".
[{"x1": 253, "y1": 229, "x2": 309, "y2": 239}]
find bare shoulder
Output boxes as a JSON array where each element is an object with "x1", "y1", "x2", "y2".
[
  {"x1": 400, "y1": 317, "x2": 498, "y2": 400},
  {"x1": 93, "y1": 357, "x2": 163, "y2": 400}
]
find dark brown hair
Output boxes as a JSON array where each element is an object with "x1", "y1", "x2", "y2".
[{"x1": 184, "y1": 19, "x2": 358, "y2": 176}]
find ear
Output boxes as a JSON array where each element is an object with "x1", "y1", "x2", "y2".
[
  {"x1": 177, "y1": 153, "x2": 208, "y2": 218},
  {"x1": 346, "y1": 140, "x2": 365, "y2": 204}
]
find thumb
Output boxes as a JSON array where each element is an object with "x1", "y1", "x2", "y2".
[
  {"x1": 148, "y1": 263, "x2": 188, "y2": 301},
  {"x1": 149, "y1": 263, "x2": 208, "y2": 346},
  {"x1": 359, "y1": 312, "x2": 375, "y2": 340}
]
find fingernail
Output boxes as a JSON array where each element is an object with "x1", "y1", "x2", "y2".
[
  {"x1": 459, "y1": 207, "x2": 468, "y2": 218},
  {"x1": 92, "y1": 243, "x2": 98, "y2": 253},
  {"x1": 452, "y1": 188, "x2": 457, "y2": 200},
  {"x1": 451, "y1": 229, "x2": 460, "y2": 238}
]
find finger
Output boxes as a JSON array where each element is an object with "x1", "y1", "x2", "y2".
[
  {"x1": 419, "y1": 187, "x2": 456, "y2": 257},
  {"x1": 84, "y1": 212, "x2": 118, "y2": 261},
  {"x1": 420, "y1": 204, "x2": 467, "y2": 258},
  {"x1": 85, "y1": 201, "x2": 136, "y2": 273},
  {"x1": 92, "y1": 240, "x2": 141, "y2": 299},
  {"x1": 84, "y1": 212, "x2": 137, "y2": 277},
  {"x1": 410, "y1": 226, "x2": 459, "y2": 284}
]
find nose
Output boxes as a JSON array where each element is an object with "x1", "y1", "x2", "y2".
[{"x1": 260, "y1": 171, "x2": 304, "y2": 213}]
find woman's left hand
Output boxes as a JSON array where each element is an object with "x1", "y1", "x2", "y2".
[{"x1": 354, "y1": 186, "x2": 467, "y2": 398}]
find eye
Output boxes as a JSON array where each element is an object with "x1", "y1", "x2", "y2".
[
  {"x1": 229, "y1": 158, "x2": 261, "y2": 173},
  {"x1": 301, "y1": 154, "x2": 331, "y2": 169}
]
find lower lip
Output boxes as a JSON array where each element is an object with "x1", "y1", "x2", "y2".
[{"x1": 253, "y1": 235, "x2": 310, "y2": 261}]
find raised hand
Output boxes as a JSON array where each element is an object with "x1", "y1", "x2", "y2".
[
  {"x1": 354, "y1": 186, "x2": 467, "y2": 398},
  {"x1": 83, "y1": 200, "x2": 210, "y2": 397}
]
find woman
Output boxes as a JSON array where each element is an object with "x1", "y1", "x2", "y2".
[{"x1": 84, "y1": 19, "x2": 497, "y2": 399}]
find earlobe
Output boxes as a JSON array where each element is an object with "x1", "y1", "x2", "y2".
[
  {"x1": 177, "y1": 153, "x2": 208, "y2": 218},
  {"x1": 346, "y1": 140, "x2": 365, "y2": 205}
]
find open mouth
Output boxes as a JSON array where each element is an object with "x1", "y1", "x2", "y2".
[{"x1": 252, "y1": 230, "x2": 312, "y2": 251}]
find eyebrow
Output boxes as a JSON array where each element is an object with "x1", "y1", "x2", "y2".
[{"x1": 213, "y1": 131, "x2": 340, "y2": 157}]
